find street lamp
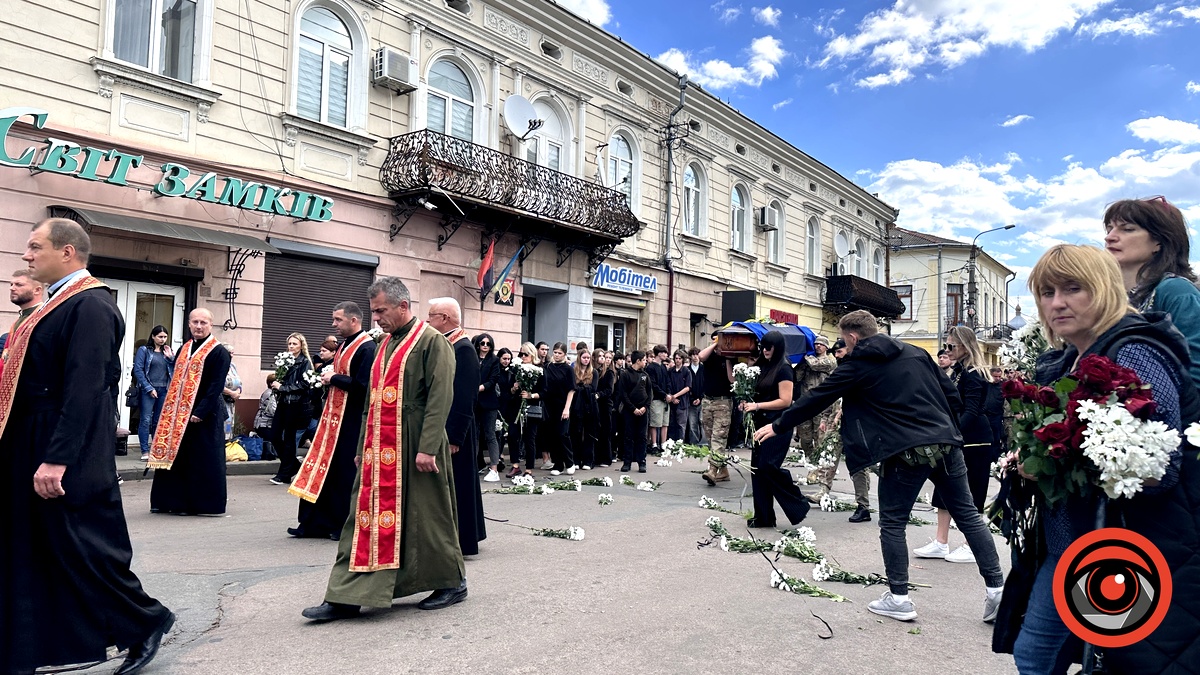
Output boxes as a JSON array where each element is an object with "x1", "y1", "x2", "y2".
[{"x1": 968, "y1": 224, "x2": 1016, "y2": 329}]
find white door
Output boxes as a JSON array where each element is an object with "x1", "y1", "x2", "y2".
[{"x1": 101, "y1": 279, "x2": 186, "y2": 436}]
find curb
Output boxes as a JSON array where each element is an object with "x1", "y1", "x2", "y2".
[{"x1": 117, "y1": 459, "x2": 280, "y2": 482}]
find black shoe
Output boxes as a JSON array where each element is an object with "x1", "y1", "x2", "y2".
[
  {"x1": 328, "y1": 532, "x2": 340, "y2": 541},
  {"x1": 848, "y1": 506, "x2": 872, "y2": 523},
  {"x1": 301, "y1": 602, "x2": 360, "y2": 622},
  {"x1": 746, "y1": 518, "x2": 776, "y2": 528},
  {"x1": 115, "y1": 611, "x2": 174, "y2": 675},
  {"x1": 418, "y1": 581, "x2": 467, "y2": 610},
  {"x1": 287, "y1": 527, "x2": 330, "y2": 538},
  {"x1": 620, "y1": 464, "x2": 631, "y2": 472},
  {"x1": 638, "y1": 464, "x2": 647, "y2": 473}
]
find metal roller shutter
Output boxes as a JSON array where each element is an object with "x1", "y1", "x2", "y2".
[{"x1": 260, "y1": 254, "x2": 376, "y2": 369}]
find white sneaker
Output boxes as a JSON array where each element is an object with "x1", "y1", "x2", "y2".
[
  {"x1": 483, "y1": 469, "x2": 501, "y2": 483},
  {"x1": 550, "y1": 469, "x2": 561, "y2": 476},
  {"x1": 913, "y1": 540, "x2": 949, "y2": 559},
  {"x1": 983, "y1": 588, "x2": 1003, "y2": 623},
  {"x1": 540, "y1": 461, "x2": 555, "y2": 470},
  {"x1": 566, "y1": 466, "x2": 576, "y2": 475},
  {"x1": 945, "y1": 544, "x2": 976, "y2": 564},
  {"x1": 867, "y1": 592, "x2": 917, "y2": 621},
  {"x1": 581, "y1": 465, "x2": 592, "y2": 471}
]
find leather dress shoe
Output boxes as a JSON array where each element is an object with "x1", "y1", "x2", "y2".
[
  {"x1": 301, "y1": 602, "x2": 360, "y2": 621},
  {"x1": 288, "y1": 527, "x2": 331, "y2": 538},
  {"x1": 115, "y1": 611, "x2": 175, "y2": 675},
  {"x1": 418, "y1": 581, "x2": 468, "y2": 610},
  {"x1": 848, "y1": 506, "x2": 872, "y2": 523}
]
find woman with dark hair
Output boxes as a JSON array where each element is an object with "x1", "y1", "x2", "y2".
[
  {"x1": 133, "y1": 325, "x2": 174, "y2": 460},
  {"x1": 1103, "y1": 196, "x2": 1200, "y2": 388},
  {"x1": 496, "y1": 348, "x2": 521, "y2": 477},
  {"x1": 914, "y1": 325, "x2": 994, "y2": 564},
  {"x1": 742, "y1": 330, "x2": 809, "y2": 527},
  {"x1": 541, "y1": 342, "x2": 576, "y2": 475},
  {"x1": 593, "y1": 349, "x2": 616, "y2": 467},
  {"x1": 474, "y1": 333, "x2": 503, "y2": 482},
  {"x1": 570, "y1": 346, "x2": 598, "y2": 469},
  {"x1": 269, "y1": 333, "x2": 312, "y2": 485}
]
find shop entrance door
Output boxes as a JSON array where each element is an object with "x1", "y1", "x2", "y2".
[
  {"x1": 593, "y1": 317, "x2": 626, "y2": 354},
  {"x1": 101, "y1": 279, "x2": 186, "y2": 438}
]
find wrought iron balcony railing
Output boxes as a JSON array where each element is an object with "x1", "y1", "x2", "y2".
[
  {"x1": 380, "y1": 129, "x2": 641, "y2": 241},
  {"x1": 823, "y1": 274, "x2": 907, "y2": 318}
]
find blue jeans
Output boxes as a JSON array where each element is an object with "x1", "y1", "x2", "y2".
[
  {"x1": 685, "y1": 401, "x2": 705, "y2": 445},
  {"x1": 138, "y1": 387, "x2": 167, "y2": 455},
  {"x1": 1013, "y1": 555, "x2": 1078, "y2": 675}
]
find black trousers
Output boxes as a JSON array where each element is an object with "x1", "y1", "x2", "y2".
[
  {"x1": 750, "y1": 426, "x2": 809, "y2": 526},
  {"x1": 622, "y1": 410, "x2": 649, "y2": 466},
  {"x1": 595, "y1": 403, "x2": 613, "y2": 465},
  {"x1": 542, "y1": 417, "x2": 574, "y2": 470}
]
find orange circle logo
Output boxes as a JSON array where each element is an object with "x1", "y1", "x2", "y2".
[
  {"x1": 1053, "y1": 527, "x2": 1171, "y2": 648},
  {"x1": 382, "y1": 387, "x2": 398, "y2": 404}
]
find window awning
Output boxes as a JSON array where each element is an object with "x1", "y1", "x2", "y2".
[{"x1": 68, "y1": 207, "x2": 280, "y2": 254}]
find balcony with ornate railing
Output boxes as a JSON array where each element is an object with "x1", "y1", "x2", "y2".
[
  {"x1": 380, "y1": 130, "x2": 642, "y2": 256},
  {"x1": 823, "y1": 274, "x2": 906, "y2": 318}
]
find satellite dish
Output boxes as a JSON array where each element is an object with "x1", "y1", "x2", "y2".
[
  {"x1": 834, "y1": 232, "x2": 850, "y2": 258},
  {"x1": 503, "y1": 95, "x2": 543, "y2": 141}
]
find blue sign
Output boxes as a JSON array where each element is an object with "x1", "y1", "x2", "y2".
[{"x1": 591, "y1": 263, "x2": 658, "y2": 294}]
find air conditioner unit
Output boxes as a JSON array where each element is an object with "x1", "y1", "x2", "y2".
[
  {"x1": 757, "y1": 206, "x2": 778, "y2": 232},
  {"x1": 372, "y1": 47, "x2": 417, "y2": 93},
  {"x1": 827, "y1": 262, "x2": 846, "y2": 276}
]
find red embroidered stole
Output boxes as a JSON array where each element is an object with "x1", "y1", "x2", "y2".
[
  {"x1": 349, "y1": 320, "x2": 426, "y2": 572},
  {"x1": 444, "y1": 327, "x2": 468, "y2": 346},
  {"x1": 289, "y1": 331, "x2": 373, "y2": 502},
  {"x1": 149, "y1": 335, "x2": 221, "y2": 469},
  {"x1": 0, "y1": 276, "x2": 107, "y2": 438}
]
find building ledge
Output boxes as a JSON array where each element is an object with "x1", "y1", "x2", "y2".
[
  {"x1": 90, "y1": 56, "x2": 222, "y2": 122},
  {"x1": 729, "y1": 249, "x2": 757, "y2": 264},
  {"x1": 280, "y1": 113, "x2": 377, "y2": 165},
  {"x1": 765, "y1": 261, "x2": 790, "y2": 275},
  {"x1": 679, "y1": 232, "x2": 712, "y2": 249}
]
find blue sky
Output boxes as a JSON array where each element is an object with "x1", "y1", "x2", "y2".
[{"x1": 556, "y1": 0, "x2": 1200, "y2": 313}]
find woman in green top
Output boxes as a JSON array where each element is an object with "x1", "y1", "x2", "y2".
[{"x1": 1104, "y1": 196, "x2": 1200, "y2": 388}]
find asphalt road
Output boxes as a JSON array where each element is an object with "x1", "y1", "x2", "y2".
[{"x1": 80, "y1": 458, "x2": 1018, "y2": 674}]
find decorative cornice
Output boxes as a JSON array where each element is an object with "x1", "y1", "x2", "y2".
[
  {"x1": 90, "y1": 57, "x2": 221, "y2": 122},
  {"x1": 280, "y1": 113, "x2": 377, "y2": 165}
]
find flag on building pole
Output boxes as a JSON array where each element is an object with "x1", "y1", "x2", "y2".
[
  {"x1": 485, "y1": 244, "x2": 523, "y2": 299},
  {"x1": 477, "y1": 237, "x2": 495, "y2": 301}
]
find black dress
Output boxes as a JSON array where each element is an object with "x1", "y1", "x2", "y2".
[
  {"x1": 750, "y1": 366, "x2": 810, "y2": 527},
  {"x1": 570, "y1": 373, "x2": 598, "y2": 467},
  {"x1": 540, "y1": 362, "x2": 575, "y2": 470},
  {"x1": 595, "y1": 368, "x2": 617, "y2": 466},
  {"x1": 447, "y1": 335, "x2": 486, "y2": 555}
]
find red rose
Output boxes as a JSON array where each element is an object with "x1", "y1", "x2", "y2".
[
  {"x1": 1125, "y1": 397, "x2": 1158, "y2": 420},
  {"x1": 1069, "y1": 423, "x2": 1087, "y2": 450},
  {"x1": 1034, "y1": 421, "x2": 1072, "y2": 446},
  {"x1": 1047, "y1": 442, "x2": 1069, "y2": 459},
  {"x1": 1001, "y1": 379, "x2": 1027, "y2": 400},
  {"x1": 1034, "y1": 387, "x2": 1061, "y2": 409}
]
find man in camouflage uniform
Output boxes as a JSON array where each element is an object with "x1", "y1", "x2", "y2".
[
  {"x1": 793, "y1": 336, "x2": 838, "y2": 466},
  {"x1": 803, "y1": 339, "x2": 872, "y2": 522},
  {"x1": 696, "y1": 339, "x2": 734, "y2": 484}
]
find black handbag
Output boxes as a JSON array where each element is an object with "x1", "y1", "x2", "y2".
[
  {"x1": 124, "y1": 382, "x2": 139, "y2": 408},
  {"x1": 525, "y1": 403, "x2": 544, "y2": 420}
]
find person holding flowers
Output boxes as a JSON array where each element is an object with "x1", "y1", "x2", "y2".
[
  {"x1": 268, "y1": 333, "x2": 313, "y2": 485},
  {"x1": 994, "y1": 244, "x2": 1200, "y2": 674},
  {"x1": 511, "y1": 343, "x2": 543, "y2": 477},
  {"x1": 541, "y1": 342, "x2": 576, "y2": 476}
]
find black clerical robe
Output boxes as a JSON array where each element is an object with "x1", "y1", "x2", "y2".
[
  {"x1": 0, "y1": 286, "x2": 170, "y2": 672},
  {"x1": 296, "y1": 333, "x2": 377, "y2": 537},
  {"x1": 149, "y1": 337, "x2": 232, "y2": 515},
  {"x1": 447, "y1": 331, "x2": 486, "y2": 555}
]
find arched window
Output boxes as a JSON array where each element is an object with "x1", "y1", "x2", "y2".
[
  {"x1": 806, "y1": 217, "x2": 820, "y2": 274},
  {"x1": 427, "y1": 59, "x2": 475, "y2": 141},
  {"x1": 872, "y1": 248, "x2": 883, "y2": 283},
  {"x1": 607, "y1": 133, "x2": 635, "y2": 206},
  {"x1": 854, "y1": 237, "x2": 866, "y2": 277},
  {"x1": 297, "y1": 6, "x2": 352, "y2": 127},
  {"x1": 683, "y1": 163, "x2": 704, "y2": 236},
  {"x1": 766, "y1": 200, "x2": 784, "y2": 264},
  {"x1": 527, "y1": 98, "x2": 568, "y2": 172},
  {"x1": 730, "y1": 186, "x2": 748, "y2": 252}
]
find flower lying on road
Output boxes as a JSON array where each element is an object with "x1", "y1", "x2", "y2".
[{"x1": 598, "y1": 493, "x2": 614, "y2": 505}]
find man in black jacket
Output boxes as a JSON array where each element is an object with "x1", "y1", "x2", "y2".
[
  {"x1": 754, "y1": 310, "x2": 1004, "y2": 624},
  {"x1": 616, "y1": 350, "x2": 652, "y2": 473},
  {"x1": 644, "y1": 345, "x2": 670, "y2": 453}
]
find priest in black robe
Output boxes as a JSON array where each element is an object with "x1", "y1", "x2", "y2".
[
  {"x1": 149, "y1": 308, "x2": 232, "y2": 515},
  {"x1": 1, "y1": 218, "x2": 173, "y2": 675},
  {"x1": 427, "y1": 297, "x2": 486, "y2": 556}
]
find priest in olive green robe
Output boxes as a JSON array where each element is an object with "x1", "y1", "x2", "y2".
[{"x1": 303, "y1": 278, "x2": 465, "y2": 620}]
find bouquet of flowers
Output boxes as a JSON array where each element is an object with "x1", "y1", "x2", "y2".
[
  {"x1": 581, "y1": 476, "x2": 613, "y2": 487},
  {"x1": 773, "y1": 528, "x2": 821, "y2": 562},
  {"x1": 598, "y1": 493, "x2": 614, "y2": 505},
  {"x1": 1001, "y1": 354, "x2": 1179, "y2": 505},
  {"x1": 366, "y1": 326, "x2": 384, "y2": 340},
  {"x1": 302, "y1": 368, "x2": 325, "y2": 389},
  {"x1": 515, "y1": 363, "x2": 543, "y2": 426},
  {"x1": 732, "y1": 362, "x2": 761, "y2": 446},
  {"x1": 769, "y1": 568, "x2": 846, "y2": 601},
  {"x1": 635, "y1": 481, "x2": 661, "y2": 492},
  {"x1": 545, "y1": 479, "x2": 583, "y2": 492},
  {"x1": 532, "y1": 526, "x2": 585, "y2": 541},
  {"x1": 698, "y1": 495, "x2": 744, "y2": 515},
  {"x1": 273, "y1": 351, "x2": 296, "y2": 382},
  {"x1": 999, "y1": 320, "x2": 1050, "y2": 381}
]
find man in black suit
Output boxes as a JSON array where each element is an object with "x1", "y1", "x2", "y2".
[{"x1": 1, "y1": 218, "x2": 173, "y2": 675}]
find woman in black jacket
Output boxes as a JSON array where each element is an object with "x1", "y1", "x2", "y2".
[
  {"x1": 496, "y1": 348, "x2": 520, "y2": 477},
  {"x1": 744, "y1": 331, "x2": 809, "y2": 528},
  {"x1": 474, "y1": 333, "x2": 503, "y2": 483},
  {"x1": 541, "y1": 342, "x2": 576, "y2": 475},
  {"x1": 269, "y1": 333, "x2": 312, "y2": 485},
  {"x1": 593, "y1": 349, "x2": 616, "y2": 467},
  {"x1": 570, "y1": 346, "x2": 598, "y2": 469}
]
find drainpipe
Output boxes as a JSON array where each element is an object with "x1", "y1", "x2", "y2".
[
  {"x1": 663, "y1": 74, "x2": 688, "y2": 348},
  {"x1": 936, "y1": 244, "x2": 944, "y2": 350}
]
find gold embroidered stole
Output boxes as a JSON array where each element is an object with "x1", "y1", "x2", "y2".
[
  {"x1": 289, "y1": 331, "x2": 373, "y2": 502},
  {"x1": 0, "y1": 276, "x2": 107, "y2": 438},
  {"x1": 349, "y1": 320, "x2": 426, "y2": 572},
  {"x1": 149, "y1": 335, "x2": 221, "y2": 469}
]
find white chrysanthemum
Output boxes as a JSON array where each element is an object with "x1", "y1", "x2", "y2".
[
  {"x1": 662, "y1": 439, "x2": 676, "y2": 451},
  {"x1": 719, "y1": 535, "x2": 729, "y2": 551},
  {"x1": 1076, "y1": 399, "x2": 1179, "y2": 499},
  {"x1": 572, "y1": 480, "x2": 582, "y2": 491},
  {"x1": 819, "y1": 493, "x2": 835, "y2": 512},
  {"x1": 812, "y1": 558, "x2": 832, "y2": 582},
  {"x1": 636, "y1": 481, "x2": 656, "y2": 492},
  {"x1": 769, "y1": 569, "x2": 782, "y2": 589},
  {"x1": 598, "y1": 493, "x2": 613, "y2": 505},
  {"x1": 699, "y1": 496, "x2": 719, "y2": 509},
  {"x1": 1186, "y1": 422, "x2": 1200, "y2": 448},
  {"x1": 537, "y1": 486, "x2": 556, "y2": 495},
  {"x1": 656, "y1": 458, "x2": 673, "y2": 467},
  {"x1": 568, "y1": 526, "x2": 585, "y2": 541},
  {"x1": 705, "y1": 515, "x2": 723, "y2": 529},
  {"x1": 602, "y1": 476, "x2": 613, "y2": 487},
  {"x1": 790, "y1": 526, "x2": 817, "y2": 544},
  {"x1": 366, "y1": 326, "x2": 383, "y2": 339}
]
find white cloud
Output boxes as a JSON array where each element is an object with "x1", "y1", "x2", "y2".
[
  {"x1": 556, "y1": 0, "x2": 612, "y2": 26},
  {"x1": 1187, "y1": 81, "x2": 1200, "y2": 94},
  {"x1": 1001, "y1": 114, "x2": 1034, "y2": 127},
  {"x1": 819, "y1": 0, "x2": 1112, "y2": 88},
  {"x1": 712, "y1": 0, "x2": 742, "y2": 23},
  {"x1": 1078, "y1": 7, "x2": 1162, "y2": 37},
  {"x1": 1172, "y1": 6, "x2": 1200, "y2": 20},
  {"x1": 772, "y1": 97, "x2": 794, "y2": 110},
  {"x1": 1126, "y1": 116, "x2": 1200, "y2": 146},
  {"x1": 753, "y1": 6, "x2": 782, "y2": 26},
  {"x1": 657, "y1": 36, "x2": 787, "y2": 90}
]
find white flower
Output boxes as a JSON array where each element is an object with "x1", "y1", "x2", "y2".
[
  {"x1": 812, "y1": 558, "x2": 832, "y2": 582},
  {"x1": 699, "y1": 495, "x2": 719, "y2": 509},
  {"x1": 619, "y1": 475, "x2": 634, "y2": 486},
  {"x1": 662, "y1": 439, "x2": 676, "y2": 451},
  {"x1": 602, "y1": 476, "x2": 613, "y2": 487},
  {"x1": 536, "y1": 485, "x2": 556, "y2": 495},
  {"x1": 572, "y1": 480, "x2": 582, "y2": 491},
  {"x1": 568, "y1": 526, "x2": 585, "y2": 541},
  {"x1": 512, "y1": 474, "x2": 535, "y2": 487},
  {"x1": 655, "y1": 458, "x2": 673, "y2": 467},
  {"x1": 1186, "y1": 422, "x2": 1200, "y2": 448},
  {"x1": 635, "y1": 481, "x2": 656, "y2": 492},
  {"x1": 719, "y1": 535, "x2": 729, "y2": 551},
  {"x1": 705, "y1": 515, "x2": 723, "y2": 529},
  {"x1": 367, "y1": 326, "x2": 384, "y2": 339},
  {"x1": 789, "y1": 526, "x2": 817, "y2": 544},
  {"x1": 1075, "y1": 399, "x2": 1179, "y2": 499},
  {"x1": 598, "y1": 493, "x2": 614, "y2": 505},
  {"x1": 769, "y1": 569, "x2": 783, "y2": 589},
  {"x1": 819, "y1": 493, "x2": 835, "y2": 513}
]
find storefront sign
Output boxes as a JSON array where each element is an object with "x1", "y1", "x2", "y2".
[
  {"x1": 1, "y1": 107, "x2": 335, "y2": 222},
  {"x1": 769, "y1": 309, "x2": 798, "y2": 324},
  {"x1": 591, "y1": 262, "x2": 658, "y2": 295}
]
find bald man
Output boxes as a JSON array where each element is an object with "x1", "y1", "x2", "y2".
[
  {"x1": 2, "y1": 218, "x2": 174, "y2": 675},
  {"x1": 148, "y1": 307, "x2": 232, "y2": 516}
]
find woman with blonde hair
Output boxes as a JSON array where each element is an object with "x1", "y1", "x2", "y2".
[
  {"x1": 914, "y1": 325, "x2": 994, "y2": 563},
  {"x1": 270, "y1": 332, "x2": 312, "y2": 485},
  {"x1": 513, "y1": 342, "x2": 544, "y2": 474},
  {"x1": 570, "y1": 345, "x2": 598, "y2": 469},
  {"x1": 593, "y1": 349, "x2": 616, "y2": 467}
]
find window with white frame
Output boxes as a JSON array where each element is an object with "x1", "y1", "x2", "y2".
[
  {"x1": 892, "y1": 284, "x2": 913, "y2": 321},
  {"x1": 111, "y1": 0, "x2": 203, "y2": 82},
  {"x1": 854, "y1": 237, "x2": 866, "y2": 277},
  {"x1": 427, "y1": 59, "x2": 475, "y2": 141},
  {"x1": 607, "y1": 133, "x2": 635, "y2": 206},
  {"x1": 683, "y1": 164, "x2": 704, "y2": 236},
  {"x1": 806, "y1": 217, "x2": 820, "y2": 274},
  {"x1": 296, "y1": 6, "x2": 352, "y2": 127},
  {"x1": 872, "y1": 248, "x2": 883, "y2": 283},
  {"x1": 526, "y1": 99, "x2": 567, "y2": 172},
  {"x1": 730, "y1": 186, "x2": 748, "y2": 252},
  {"x1": 766, "y1": 200, "x2": 783, "y2": 264}
]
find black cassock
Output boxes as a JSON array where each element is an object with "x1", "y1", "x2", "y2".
[
  {"x1": 448, "y1": 334, "x2": 486, "y2": 555},
  {"x1": 0, "y1": 286, "x2": 171, "y2": 672},
  {"x1": 150, "y1": 338, "x2": 232, "y2": 515},
  {"x1": 296, "y1": 334, "x2": 376, "y2": 537}
]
